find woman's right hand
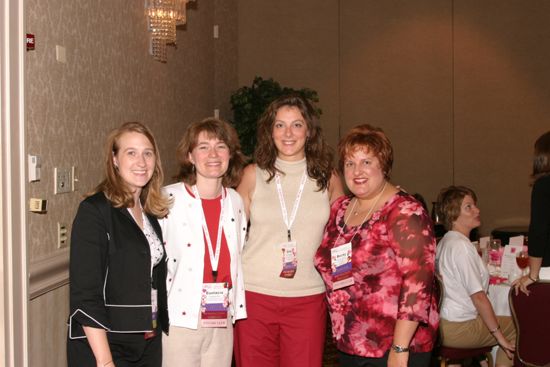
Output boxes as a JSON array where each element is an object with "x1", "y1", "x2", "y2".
[
  {"x1": 512, "y1": 275, "x2": 534, "y2": 296},
  {"x1": 495, "y1": 332, "x2": 515, "y2": 359}
]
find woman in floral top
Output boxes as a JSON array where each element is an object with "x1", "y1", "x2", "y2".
[{"x1": 314, "y1": 124, "x2": 438, "y2": 367}]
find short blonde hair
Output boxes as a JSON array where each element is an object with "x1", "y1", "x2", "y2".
[{"x1": 436, "y1": 185, "x2": 477, "y2": 230}]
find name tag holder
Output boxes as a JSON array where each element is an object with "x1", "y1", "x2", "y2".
[
  {"x1": 331, "y1": 243, "x2": 354, "y2": 290},
  {"x1": 200, "y1": 283, "x2": 229, "y2": 328}
]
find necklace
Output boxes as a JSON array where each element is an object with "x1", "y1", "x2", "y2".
[{"x1": 346, "y1": 181, "x2": 388, "y2": 223}]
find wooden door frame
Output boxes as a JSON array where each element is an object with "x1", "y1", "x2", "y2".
[{"x1": 1, "y1": 0, "x2": 29, "y2": 366}]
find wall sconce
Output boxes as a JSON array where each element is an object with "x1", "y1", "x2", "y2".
[{"x1": 146, "y1": 0, "x2": 194, "y2": 63}]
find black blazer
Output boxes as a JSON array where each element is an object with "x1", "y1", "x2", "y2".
[{"x1": 68, "y1": 192, "x2": 169, "y2": 338}]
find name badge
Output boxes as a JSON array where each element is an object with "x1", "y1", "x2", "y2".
[
  {"x1": 200, "y1": 283, "x2": 229, "y2": 328},
  {"x1": 144, "y1": 288, "x2": 158, "y2": 340},
  {"x1": 331, "y1": 243, "x2": 354, "y2": 290},
  {"x1": 279, "y1": 241, "x2": 298, "y2": 279}
]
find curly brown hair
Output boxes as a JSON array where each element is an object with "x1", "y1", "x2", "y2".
[
  {"x1": 175, "y1": 118, "x2": 247, "y2": 188},
  {"x1": 436, "y1": 185, "x2": 478, "y2": 230},
  {"x1": 89, "y1": 122, "x2": 170, "y2": 217},
  {"x1": 254, "y1": 94, "x2": 334, "y2": 191}
]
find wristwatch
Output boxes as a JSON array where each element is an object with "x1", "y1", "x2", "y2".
[{"x1": 391, "y1": 344, "x2": 410, "y2": 353}]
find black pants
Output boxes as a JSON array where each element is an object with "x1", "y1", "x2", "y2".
[
  {"x1": 339, "y1": 350, "x2": 432, "y2": 367},
  {"x1": 67, "y1": 331, "x2": 162, "y2": 367}
]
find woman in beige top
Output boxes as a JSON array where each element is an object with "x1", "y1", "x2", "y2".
[{"x1": 235, "y1": 95, "x2": 343, "y2": 367}]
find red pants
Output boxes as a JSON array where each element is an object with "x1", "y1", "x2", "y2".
[{"x1": 234, "y1": 291, "x2": 327, "y2": 367}]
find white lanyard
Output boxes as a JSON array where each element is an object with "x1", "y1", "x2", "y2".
[
  {"x1": 275, "y1": 170, "x2": 308, "y2": 241},
  {"x1": 192, "y1": 185, "x2": 225, "y2": 279}
]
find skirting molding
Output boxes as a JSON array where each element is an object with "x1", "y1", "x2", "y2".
[{"x1": 29, "y1": 249, "x2": 70, "y2": 300}]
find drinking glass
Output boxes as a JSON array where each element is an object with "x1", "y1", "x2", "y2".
[
  {"x1": 488, "y1": 239, "x2": 502, "y2": 267},
  {"x1": 515, "y1": 250, "x2": 529, "y2": 276}
]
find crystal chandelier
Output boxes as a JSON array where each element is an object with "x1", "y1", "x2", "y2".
[{"x1": 146, "y1": 0, "x2": 193, "y2": 63}]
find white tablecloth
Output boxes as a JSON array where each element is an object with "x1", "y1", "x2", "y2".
[{"x1": 488, "y1": 283, "x2": 511, "y2": 317}]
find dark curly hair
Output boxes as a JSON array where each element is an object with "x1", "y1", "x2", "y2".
[{"x1": 254, "y1": 94, "x2": 334, "y2": 191}]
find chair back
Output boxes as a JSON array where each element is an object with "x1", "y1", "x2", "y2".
[{"x1": 509, "y1": 281, "x2": 550, "y2": 367}]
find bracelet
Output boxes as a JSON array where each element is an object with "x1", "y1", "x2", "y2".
[
  {"x1": 391, "y1": 344, "x2": 410, "y2": 353},
  {"x1": 489, "y1": 325, "x2": 500, "y2": 334},
  {"x1": 103, "y1": 361, "x2": 113, "y2": 367},
  {"x1": 528, "y1": 274, "x2": 539, "y2": 283}
]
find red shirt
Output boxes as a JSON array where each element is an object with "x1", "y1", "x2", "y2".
[{"x1": 186, "y1": 187, "x2": 232, "y2": 287}]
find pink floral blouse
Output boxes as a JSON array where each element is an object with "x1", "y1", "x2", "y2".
[{"x1": 314, "y1": 192, "x2": 439, "y2": 358}]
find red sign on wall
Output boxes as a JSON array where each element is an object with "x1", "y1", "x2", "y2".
[{"x1": 26, "y1": 33, "x2": 35, "y2": 51}]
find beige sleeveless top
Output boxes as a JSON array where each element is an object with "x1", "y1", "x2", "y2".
[{"x1": 242, "y1": 158, "x2": 330, "y2": 297}]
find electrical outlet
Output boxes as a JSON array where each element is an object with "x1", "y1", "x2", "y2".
[
  {"x1": 54, "y1": 167, "x2": 72, "y2": 194},
  {"x1": 57, "y1": 223, "x2": 68, "y2": 248}
]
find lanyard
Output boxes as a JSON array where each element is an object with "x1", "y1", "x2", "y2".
[
  {"x1": 192, "y1": 185, "x2": 225, "y2": 281},
  {"x1": 275, "y1": 170, "x2": 308, "y2": 241}
]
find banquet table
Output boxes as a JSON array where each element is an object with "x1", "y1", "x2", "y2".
[{"x1": 488, "y1": 281, "x2": 511, "y2": 317}]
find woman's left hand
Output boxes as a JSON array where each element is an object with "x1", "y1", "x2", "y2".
[{"x1": 387, "y1": 350, "x2": 409, "y2": 367}]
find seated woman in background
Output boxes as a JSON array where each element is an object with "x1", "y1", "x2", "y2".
[
  {"x1": 514, "y1": 130, "x2": 550, "y2": 294},
  {"x1": 315, "y1": 124, "x2": 438, "y2": 367},
  {"x1": 436, "y1": 186, "x2": 515, "y2": 367}
]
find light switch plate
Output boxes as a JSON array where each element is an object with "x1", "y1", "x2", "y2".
[
  {"x1": 56, "y1": 45, "x2": 66, "y2": 63},
  {"x1": 54, "y1": 167, "x2": 72, "y2": 194}
]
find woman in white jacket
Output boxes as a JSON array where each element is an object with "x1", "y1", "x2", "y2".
[{"x1": 161, "y1": 118, "x2": 247, "y2": 367}]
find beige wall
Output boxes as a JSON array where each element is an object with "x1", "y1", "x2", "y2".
[
  {"x1": 238, "y1": 0, "x2": 550, "y2": 235},
  {"x1": 25, "y1": 0, "x2": 237, "y2": 365},
  {"x1": 237, "y1": 0, "x2": 341, "y2": 148}
]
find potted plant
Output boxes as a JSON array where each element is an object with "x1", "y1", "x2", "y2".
[{"x1": 230, "y1": 76, "x2": 321, "y2": 157}]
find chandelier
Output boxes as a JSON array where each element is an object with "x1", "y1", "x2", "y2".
[{"x1": 146, "y1": 0, "x2": 194, "y2": 63}]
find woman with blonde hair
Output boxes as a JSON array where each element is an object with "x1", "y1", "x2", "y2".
[
  {"x1": 67, "y1": 122, "x2": 170, "y2": 367},
  {"x1": 437, "y1": 185, "x2": 515, "y2": 367}
]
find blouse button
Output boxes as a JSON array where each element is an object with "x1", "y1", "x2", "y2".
[
  {"x1": 239, "y1": 304, "x2": 243, "y2": 308},
  {"x1": 187, "y1": 243, "x2": 191, "y2": 247},
  {"x1": 168, "y1": 278, "x2": 172, "y2": 282},
  {"x1": 231, "y1": 218, "x2": 235, "y2": 222},
  {"x1": 173, "y1": 259, "x2": 177, "y2": 262},
  {"x1": 182, "y1": 311, "x2": 186, "y2": 315}
]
